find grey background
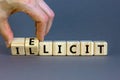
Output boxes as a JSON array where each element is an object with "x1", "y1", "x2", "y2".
[{"x1": 0, "y1": 0, "x2": 120, "y2": 80}]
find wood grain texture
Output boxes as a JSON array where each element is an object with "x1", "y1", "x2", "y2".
[
  {"x1": 11, "y1": 38, "x2": 25, "y2": 55},
  {"x1": 80, "y1": 41, "x2": 94, "y2": 56},
  {"x1": 94, "y1": 41, "x2": 108, "y2": 55},
  {"x1": 39, "y1": 41, "x2": 52, "y2": 56},
  {"x1": 53, "y1": 41, "x2": 66, "y2": 56},
  {"x1": 67, "y1": 41, "x2": 80, "y2": 56}
]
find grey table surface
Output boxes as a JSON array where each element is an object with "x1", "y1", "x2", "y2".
[{"x1": 0, "y1": 0, "x2": 120, "y2": 80}]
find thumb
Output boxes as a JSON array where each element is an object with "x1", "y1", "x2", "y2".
[{"x1": 0, "y1": 19, "x2": 14, "y2": 48}]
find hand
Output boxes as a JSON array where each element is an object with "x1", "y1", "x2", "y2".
[{"x1": 0, "y1": 0, "x2": 55, "y2": 47}]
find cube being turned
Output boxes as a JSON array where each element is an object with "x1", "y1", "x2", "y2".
[
  {"x1": 94, "y1": 41, "x2": 108, "y2": 55},
  {"x1": 53, "y1": 41, "x2": 66, "y2": 56},
  {"x1": 11, "y1": 38, "x2": 25, "y2": 55},
  {"x1": 25, "y1": 38, "x2": 39, "y2": 55}
]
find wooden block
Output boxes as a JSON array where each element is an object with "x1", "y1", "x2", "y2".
[
  {"x1": 67, "y1": 41, "x2": 80, "y2": 56},
  {"x1": 80, "y1": 41, "x2": 94, "y2": 56},
  {"x1": 11, "y1": 38, "x2": 25, "y2": 55},
  {"x1": 53, "y1": 41, "x2": 66, "y2": 56},
  {"x1": 25, "y1": 38, "x2": 39, "y2": 55},
  {"x1": 94, "y1": 41, "x2": 108, "y2": 55},
  {"x1": 39, "y1": 41, "x2": 52, "y2": 56}
]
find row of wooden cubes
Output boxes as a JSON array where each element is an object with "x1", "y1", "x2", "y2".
[{"x1": 11, "y1": 38, "x2": 108, "y2": 56}]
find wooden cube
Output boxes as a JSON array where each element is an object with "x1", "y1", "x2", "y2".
[
  {"x1": 80, "y1": 41, "x2": 94, "y2": 56},
  {"x1": 53, "y1": 41, "x2": 66, "y2": 56},
  {"x1": 67, "y1": 41, "x2": 80, "y2": 56},
  {"x1": 11, "y1": 38, "x2": 25, "y2": 55},
  {"x1": 94, "y1": 41, "x2": 108, "y2": 55},
  {"x1": 25, "y1": 38, "x2": 39, "y2": 55},
  {"x1": 39, "y1": 41, "x2": 52, "y2": 56}
]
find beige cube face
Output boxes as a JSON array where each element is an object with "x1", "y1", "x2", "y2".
[
  {"x1": 25, "y1": 38, "x2": 39, "y2": 55},
  {"x1": 94, "y1": 41, "x2": 108, "y2": 55},
  {"x1": 80, "y1": 41, "x2": 94, "y2": 56},
  {"x1": 67, "y1": 41, "x2": 80, "y2": 56},
  {"x1": 39, "y1": 41, "x2": 52, "y2": 56},
  {"x1": 53, "y1": 41, "x2": 66, "y2": 56},
  {"x1": 11, "y1": 38, "x2": 25, "y2": 55}
]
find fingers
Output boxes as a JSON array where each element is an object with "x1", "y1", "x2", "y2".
[
  {"x1": 39, "y1": 0, "x2": 55, "y2": 35},
  {"x1": 20, "y1": 4, "x2": 48, "y2": 41},
  {"x1": 35, "y1": 21, "x2": 45, "y2": 41},
  {"x1": 0, "y1": 0, "x2": 54, "y2": 47},
  {"x1": 0, "y1": 19, "x2": 13, "y2": 48}
]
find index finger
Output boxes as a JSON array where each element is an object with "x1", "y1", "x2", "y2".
[{"x1": 19, "y1": 4, "x2": 48, "y2": 41}]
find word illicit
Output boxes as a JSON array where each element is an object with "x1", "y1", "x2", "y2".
[{"x1": 11, "y1": 38, "x2": 108, "y2": 56}]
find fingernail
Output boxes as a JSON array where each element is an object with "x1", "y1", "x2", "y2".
[
  {"x1": 5, "y1": 40, "x2": 12, "y2": 48},
  {"x1": 37, "y1": 35, "x2": 44, "y2": 41}
]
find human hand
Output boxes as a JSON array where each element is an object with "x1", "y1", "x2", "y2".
[{"x1": 0, "y1": 0, "x2": 55, "y2": 47}]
